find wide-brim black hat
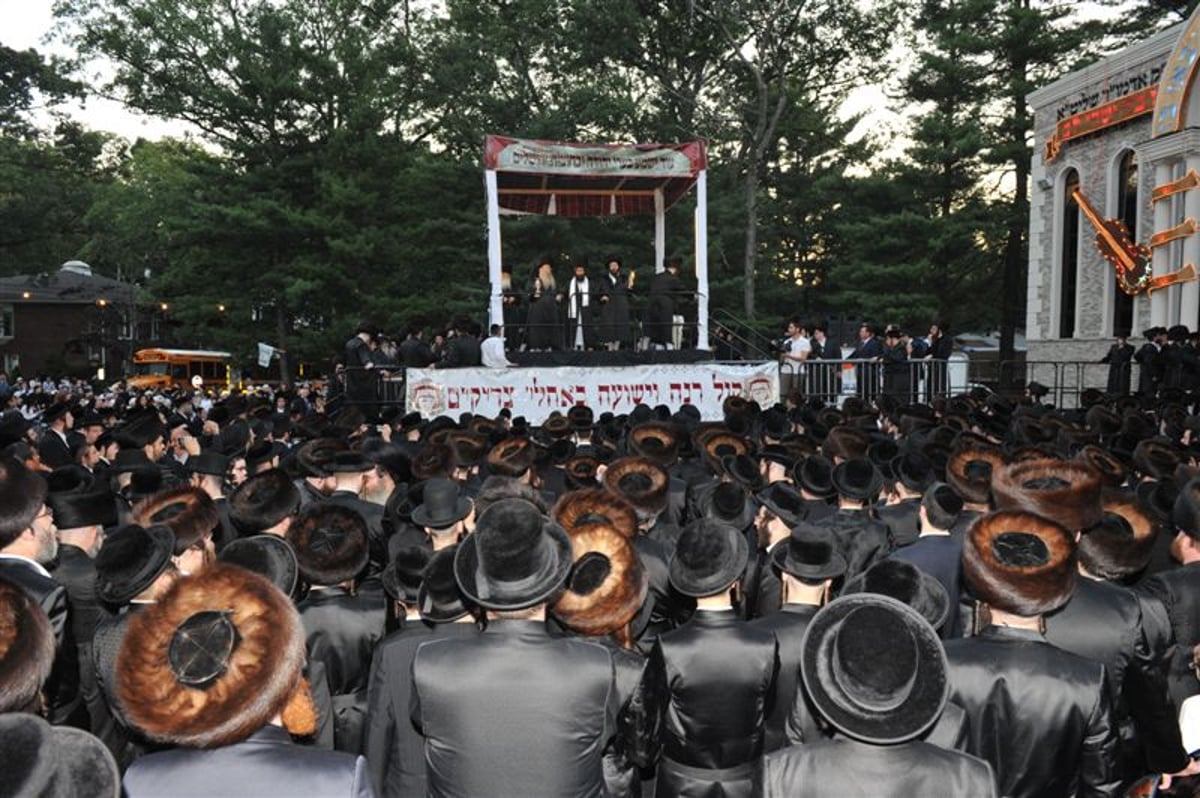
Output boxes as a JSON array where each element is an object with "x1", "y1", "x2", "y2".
[
  {"x1": 0, "y1": 713, "x2": 120, "y2": 798},
  {"x1": 217, "y1": 535, "x2": 300, "y2": 596},
  {"x1": 454, "y1": 498, "x2": 573, "y2": 610},
  {"x1": 801, "y1": 594, "x2": 948, "y2": 745},
  {"x1": 418, "y1": 545, "x2": 471, "y2": 623},
  {"x1": 46, "y1": 489, "x2": 118, "y2": 531},
  {"x1": 382, "y1": 545, "x2": 432, "y2": 604},
  {"x1": 794, "y1": 455, "x2": 836, "y2": 499},
  {"x1": 669, "y1": 519, "x2": 749, "y2": 597},
  {"x1": 42, "y1": 402, "x2": 72, "y2": 424},
  {"x1": 411, "y1": 477, "x2": 473, "y2": 529},
  {"x1": 891, "y1": 450, "x2": 934, "y2": 494},
  {"x1": 94, "y1": 524, "x2": 176, "y2": 605},
  {"x1": 842, "y1": 560, "x2": 950, "y2": 630},
  {"x1": 721, "y1": 453, "x2": 765, "y2": 492},
  {"x1": 771, "y1": 522, "x2": 846, "y2": 581},
  {"x1": 186, "y1": 451, "x2": 230, "y2": 478},
  {"x1": 831, "y1": 459, "x2": 883, "y2": 501},
  {"x1": 756, "y1": 482, "x2": 805, "y2": 527}
]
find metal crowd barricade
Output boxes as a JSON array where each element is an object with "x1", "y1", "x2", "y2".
[
  {"x1": 777, "y1": 356, "x2": 970, "y2": 407},
  {"x1": 339, "y1": 366, "x2": 407, "y2": 414}
]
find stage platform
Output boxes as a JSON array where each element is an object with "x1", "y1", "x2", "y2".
[{"x1": 510, "y1": 349, "x2": 714, "y2": 368}]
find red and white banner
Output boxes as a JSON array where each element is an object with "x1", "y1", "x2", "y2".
[{"x1": 404, "y1": 362, "x2": 778, "y2": 423}]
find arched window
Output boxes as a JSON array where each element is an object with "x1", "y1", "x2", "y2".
[
  {"x1": 1114, "y1": 151, "x2": 1137, "y2": 335},
  {"x1": 1060, "y1": 169, "x2": 1080, "y2": 339}
]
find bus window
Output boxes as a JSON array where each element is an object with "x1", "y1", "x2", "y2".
[{"x1": 172, "y1": 365, "x2": 187, "y2": 380}]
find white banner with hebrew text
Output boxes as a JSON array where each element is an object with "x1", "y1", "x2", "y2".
[{"x1": 404, "y1": 362, "x2": 778, "y2": 423}]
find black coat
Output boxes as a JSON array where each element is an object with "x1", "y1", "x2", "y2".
[
  {"x1": 824, "y1": 509, "x2": 893, "y2": 581},
  {"x1": 123, "y1": 725, "x2": 371, "y2": 798},
  {"x1": 434, "y1": 334, "x2": 481, "y2": 369},
  {"x1": 1138, "y1": 561, "x2": 1200, "y2": 712},
  {"x1": 1102, "y1": 342, "x2": 1135, "y2": 394},
  {"x1": 1134, "y1": 342, "x2": 1163, "y2": 396},
  {"x1": 297, "y1": 584, "x2": 387, "y2": 754},
  {"x1": 398, "y1": 337, "x2": 434, "y2": 368},
  {"x1": 598, "y1": 271, "x2": 634, "y2": 344},
  {"x1": 645, "y1": 271, "x2": 684, "y2": 345},
  {"x1": 50, "y1": 544, "x2": 114, "y2": 735},
  {"x1": 945, "y1": 626, "x2": 1120, "y2": 798},
  {"x1": 1044, "y1": 576, "x2": 1187, "y2": 775},
  {"x1": 38, "y1": 429, "x2": 73, "y2": 469},
  {"x1": 759, "y1": 738, "x2": 997, "y2": 798},
  {"x1": 0, "y1": 558, "x2": 79, "y2": 724},
  {"x1": 876, "y1": 499, "x2": 921, "y2": 549},
  {"x1": 751, "y1": 604, "x2": 820, "y2": 751},
  {"x1": 411, "y1": 619, "x2": 619, "y2": 798},
  {"x1": 527, "y1": 278, "x2": 563, "y2": 350},
  {"x1": 364, "y1": 621, "x2": 478, "y2": 798},
  {"x1": 642, "y1": 608, "x2": 779, "y2": 798},
  {"x1": 890, "y1": 534, "x2": 962, "y2": 639}
]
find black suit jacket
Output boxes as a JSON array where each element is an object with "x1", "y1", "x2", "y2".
[
  {"x1": 825, "y1": 509, "x2": 892, "y2": 580},
  {"x1": 434, "y1": 335, "x2": 482, "y2": 368},
  {"x1": 411, "y1": 619, "x2": 618, "y2": 798},
  {"x1": 946, "y1": 626, "x2": 1119, "y2": 798},
  {"x1": 1044, "y1": 576, "x2": 1187, "y2": 775},
  {"x1": 364, "y1": 621, "x2": 478, "y2": 798},
  {"x1": 751, "y1": 604, "x2": 820, "y2": 751},
  {"x1": 890, "y1": 534, "x2": 962, "y2": 638},
  {"x1": 643, "y1": 609, "x2": 779, "y2": 798},
  {"x1": 38, "y1": 430, "x2": 73, "y2": 469},
  {"x1": 759, "y1": 738, "x2": 997, "y2": 798},
  {"x1": 123, "y1": 725, "x2": 371, "y2": 798},
  {"x1": 1138, "y1": 562, "x2": 1200, "y2": 712},
  {"x1": 876, "y1": 499, "x2": 921, "y2": 548},
  {"x1": 398, "y1": 337, "x2": 434, "y2": 368}
]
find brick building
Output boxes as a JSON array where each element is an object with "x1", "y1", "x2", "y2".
[{"x1": 0, "y1": 261, "x2": 166, "y2": 378}]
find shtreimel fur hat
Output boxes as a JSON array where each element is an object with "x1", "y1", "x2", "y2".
[
  {"x1": 963, "y1": 511, "x2": 1077, "y2": 617},
  {"x1": 117, "y1": 564, "x2": 316, "y2": 749},
  {"x1": 991, "y1": 458, "x2": 1102, "y2": 531}
]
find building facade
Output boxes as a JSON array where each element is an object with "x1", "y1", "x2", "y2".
[{"x1": 1027, "y1": 12, "x2": 1200, "y2": 373}]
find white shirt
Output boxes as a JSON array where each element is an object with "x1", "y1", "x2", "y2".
[
  {"x1": 787, "y1": 335, "x2": 811, "y2": 371},
  {"x1": 481, "y1": 336, "x2": 513, "y2": 368}
]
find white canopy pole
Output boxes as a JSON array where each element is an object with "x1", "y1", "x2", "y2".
[
  {"x1": 485, "y1": 170, "x2": 504, "y2": 329},
  {"x1": 695, "y1": 170, "x2": 709, "y2": 350},
  {"x1": 654, "y1": 189, "x2": 666, "y2": 273}
]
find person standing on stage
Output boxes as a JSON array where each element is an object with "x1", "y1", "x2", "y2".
[
  {"x1": 924, "y1": 322, "x2": 953, "y2": 401},
  {"x1": 598, "y1": 256, "x2": 634, "y2": 351},
  {"x1": 881, "y1": 327, "x2": 911, "y2": 403},
  {"x1": 1100, "y1": 331, "x2": 1134, "y2": 395},
  {"x1": 849, "y1": 323, "x2": 883, "y2": 401},
  {"x1": 566, "y1": 262, "x2": 598, "y2": 351},
  {"x1": 780, "y1": 318, "x2": 810, "y2": 399},
  {"x1": 501, "y1": 264, "x2": 526, "y2": 352},
  {"x1": 527, "y1": 258, "x2": 563, "y2": 351},
  {"x1": 645, "y1": 257, "x2": 684, "y2": 350}
]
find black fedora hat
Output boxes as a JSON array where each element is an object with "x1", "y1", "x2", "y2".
[
  {"x1": 0, "y1": 713, "x2": 120, "y2": 798},
  {"x1": 94, "y1": 524, "x2": 176, "y2": 605},
  {"x1": 771, "y1": 522, "x2": 846, "y2": 582},
  {"x1": 891, "y1": 450, "x2": 934, "y2": 494},
  {"x1": 668, "y1": 519, "x2": 749, "y2": 597},
  {"x1": 794, "y1": 455, "x2": 836, "y2": 499},
  {"x1": 418, "y1": 545, "x2": 472, "y2": 623},
  {"x1": 801, "y1": 594, "x2": 948, "y2": 745},
  {"x1": 382, "y1": 546, "x2": 432, "y2": 604},
  {"x1": 186, "y1": 451, "x2": 230, "y2": 478},
  {"x1": 831, "y1": 459, "x2": 883, "y2": 502},
  {"x1": 721, "y1": 454, "x2": 765, "y2": 492},
  {"x1": 46, "y1": 489, "x2": 118, "y2": 531},
  {"x1": 704, "y1": 481, "x2": 755, "y2": 528},
  {"x1": 411, "y1": 477, "x2": 473, "y2": 529},
  {"x1": 756, "y1": 482, "x2": 805, "y2": 527},
  {"x1": 217, "y1": 535, "x2": 299, "y2": 596},
  {"x1": 454, "y1": 498, "x2": 573, "y2": 611},
  {"x1": 841, "y1": 560, "x2": 950, "y2": 631}
]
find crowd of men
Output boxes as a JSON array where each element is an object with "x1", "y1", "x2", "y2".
[{"x1": 3, "y1": 376, "x2": 1200, "y2": 796}]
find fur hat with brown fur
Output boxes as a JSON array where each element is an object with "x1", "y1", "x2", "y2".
[
  {"x1": 117, "y1": 563, "x2": 314, "y2": 749},
  {"x1": 486, "y1": 438, "x2": 535, "y2": 478},
  {"x1": 602, "y1": 457, "x2": 669, "y2": 523},
  {"x1": 0, "y1": 577, "x2": 54, "y2": 713},
  {"x1": 945, "y1": 442, "x2": 1004, "y2": 505},
  {"x1": 553, "y1": 488, "x2": 639, "y2": 540},
  {"x1": 963, "y1": 511, "x2": 1077, "y2": 617},
  {"x1": 552, "y1": 523, "x2": 648, "y2": 641},
  {"x1": 286, "y1": 504, "x2": 370, "y2": 586},
  {"x1": 132, "y1": 486, "x2": 220, "y2": 555},
  {"x1": 991, "y1": 458, "x2": 1103, "y2": 531},
  {"x1": 1078, "y1": 493, "x2": 1156, "y2": 582}
]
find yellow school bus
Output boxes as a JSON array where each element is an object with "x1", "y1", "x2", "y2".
[{"x1": 128, "y1": 349, "x2": 232, "y2": 391}]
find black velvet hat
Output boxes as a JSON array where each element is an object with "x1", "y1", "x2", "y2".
[
  {"x1": 770, "y1": 522, "x2": 846, "y2": 582},
  {"x1": 704, "y1": 481, "x2": 755, "y2": 528},
  {"x1": 802, "y1": 594, "x2": 948, "y2": 744},
  {"x1": 721, "y1": 454, "x2": 765, "y2": 492},
  {"x1": 756, "y1": 482, "x2": 805, "y2": 527},
  {"x1": 418, "y1": 545, "x2": 472, "y2": 623},
  {"x1": 218, "y1": 535, "x2": 300, "y2": 596},
  {"x1": 325, "y1": 450, "x2": 372, "y2": 474},
  {"x1": 842, "y1": 560, "x2": 950, "y2": 630},
  {"x1": 1174, "y1": 478, "x2": 1200, "y2": 540},
  {"x1": 115, "y1": 412, "x2": 165, "y2": 449},
  {"x1": 94, "y1": 524, "x2": 176, "y2": 605},
  {"x1": 41, "y1": 402, "x2": 71, "y2": 424},
  {"x1": 794, "y1": 455, "x2": 836, "y2": 499},
  {"x1": 668, "y1": 519, "x2": 749, "y2": 597},
  {"x1": 287, "y1": 503, "x2": 370, "y2": 586},
  {"x1": 454, "y1": 498, "x2": 573, "y2": 610},
  {"x1": 382, "y1": 546, "x2": 431, "y2": 604},
  {"x1": 0, "y1": 714, "x2": 120, "y2": 798},
  {"x1": 831, "y1": 459, "x2": 883, "y2": 502},
  {"x1": 46, "y1": 489, "x2": 118, "y2": 531},
  {"x1": 411, "y1": 477, "x2": 472, "y2": 529},
  {"x1": 228, "y1": 469, "x2": 300, "y2": 534},
  {"x1": 891, "y1": 450, "x2": 934, "y2": 494},
  {"x1": 963, "y1": 511, "x2": 1077, "y2": 617},
  {"x1": 186, "y1": 451, "x2": 230, "y2": 478}
]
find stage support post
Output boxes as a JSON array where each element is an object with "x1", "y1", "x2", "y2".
[
  {"x1": 695, "y1": 169, "x2": 710, "y2": 350},
  {"x1": 485, "y1": 170, "x2": 504, "y2": 329},
  {"x1": 1152, "y1": 161, "x2": 1174, "y2": 328},
  {"x1": 655, "y1": 189, "x2": 666, "y2": 273}
]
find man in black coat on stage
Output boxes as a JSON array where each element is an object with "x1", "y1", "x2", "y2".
[
  {"x1": 433, "y1": 319, "x2": 482, "y2": 369},
  {"x1": 849, "y1": 323, "x2": 884, "y2": 401},
  {"x1": 1101, "y1": 331, "x2": 1135, "y2": 395},
  {"x1": 1134, "y1": 326, "x2": 1166, "y2": 397},
  {"x1": 411, "y1": 498, "x2": 620, "y2": 798},
  {"x1": 645, "y1": 258, "x2": 685, "y2": 350}
]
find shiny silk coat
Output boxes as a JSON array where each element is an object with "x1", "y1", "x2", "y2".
[
  {"x1": 1137, "y1": 562, "x2": 1200, "y2": 712},
  {"x1": 123, "y1": 725, "x2": 373, "y2": 798},
  {"x1": 945, "y1": 626, "x2": 1120, "y2": 798},
  {"x1": 642, "y1": 608, "x2": 779, "y2": 797},
  {"x1": 1044, "y1": 576, "x2": 1187, "y2": 775},
  {"x1": 298, "y1": 584, "x2": 387, "y2": 753},
  {"x1": 363, "y1": 622, "x2": 478, "y2": 798},
  {"x1": 411, "y1": 620, "x2": 619, "y2": 798},
  {"x1": 758, "y1": 738, "x2": 998, "y2": 798}
]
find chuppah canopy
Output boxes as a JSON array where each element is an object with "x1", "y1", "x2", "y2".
[{"x1": 482, "y1": 135, "x2": 711, "y2": 349}]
